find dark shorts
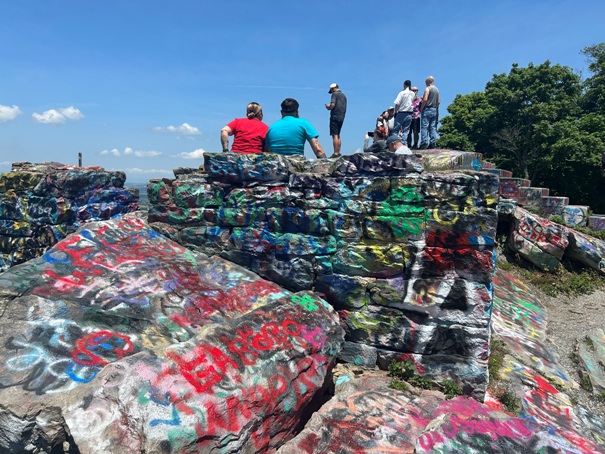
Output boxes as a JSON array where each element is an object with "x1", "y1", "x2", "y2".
[{"x1": 330, "y1": 117, "x2": 344, "y2": 136}]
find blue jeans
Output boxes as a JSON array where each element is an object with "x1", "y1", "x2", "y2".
[
  {"x1": 420, "y1": 107, "x2": 438, "y2": 148},
  {"x1": 393, "y1": 112, "x2": 412, "y2": 139}
]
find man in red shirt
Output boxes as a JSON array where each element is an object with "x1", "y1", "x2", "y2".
[{"x1": 220, "y1": 102, "x2": 269, "y2": 153}]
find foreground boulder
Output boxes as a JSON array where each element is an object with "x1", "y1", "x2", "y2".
[
  {"x1": 0, "y1": 214, "x2": 344, "y2": 453},
  {"x1": 276, "y1": 270, "x2": 605, "y2": 453},
  {"x1": 278, "y1": 374, "x2": 602, "y2": 453}
]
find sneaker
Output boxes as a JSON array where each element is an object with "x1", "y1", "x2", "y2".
[{"x1": 329, "y1": 153, "x2": 342, "y2": 159}]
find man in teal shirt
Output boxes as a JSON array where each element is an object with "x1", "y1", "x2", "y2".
[{"x1": 265, "y1": 98, "x2": 326, "y2": 158}]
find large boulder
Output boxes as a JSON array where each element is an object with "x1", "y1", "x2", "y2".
[
  {"x1": 0, "y1": 213, "x2": 344, "y2": 453},
  {"x1": 147, "y1": 153, "x2": 500, "y2": 399}
]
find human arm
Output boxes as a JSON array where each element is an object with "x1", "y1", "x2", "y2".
[
  {"x1": 393, "y1": 91, "x2": 403, "y2": 115},
  {"x1": 309, "y1": 137, "x2": 326, "y2": 158},
  {"x1": 326, "y1": 92, "x2": 336, "y2": 110},
  {"x1": 419, "y1": 87, "x2": 430, "y2": 113},
  {"x1": 363, "y1": 133, "x2": 370, "y2": 152},
  {"x1": 220, "y1": 126, "x2": 233, "y2": 152}
]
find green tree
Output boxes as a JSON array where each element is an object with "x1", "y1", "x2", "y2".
[
  {"x1": 438, "y1": 52, "x2": 605, "y2": 212},
  {"x1": 582, "y1": 43, "x2": 605, "y2": 115}
]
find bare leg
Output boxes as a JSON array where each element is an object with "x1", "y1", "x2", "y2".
[{"x1": 332, "y1": 135, "x2": 341, "y2": 156}]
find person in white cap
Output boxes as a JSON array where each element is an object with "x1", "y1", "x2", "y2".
[{"x1": 325, "y1": 83, "x2": 347, "y2": 158}]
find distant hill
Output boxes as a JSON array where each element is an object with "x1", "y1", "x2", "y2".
[{"x1": 127, "y1": 183, "x2": 148, "y2": 211}]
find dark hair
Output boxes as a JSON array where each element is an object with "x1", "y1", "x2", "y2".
[
  {"x1": 281, "y1": 98, "x2": 299, "y2": 113},
  {"x1": 404, "y1": 80, "x2": 412, "y2": 88}
]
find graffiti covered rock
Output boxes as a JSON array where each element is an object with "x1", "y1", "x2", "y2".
[
  {"x1": 277, "y1": 374, "x2": 601, "y2": 453},
  {"x1": 0, "y1": 214, "x2": 344, "y2": 453},
  {"x1": 148, "y1": 151, "x2": 499, "y2": 399},
  {"x1": 0, "y1": 161, "x2": 139, "y2": 271}
]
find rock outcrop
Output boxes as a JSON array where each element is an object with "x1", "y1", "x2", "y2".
[
  {"x1": 502, "y1": 206, "x2": 605, "y2": 273},
  {"x1": 0, "y1": 214, "x2": 344, "y2": 453},
  {"x1": 147, "y1": 151, "x2": 499, "y2": 398},
  {"x1": 0, "y1": 162, "x2": 139, "y2": 272},
  {"x1": 274, "y1": 269, "x2": 605, "y2": 453}
]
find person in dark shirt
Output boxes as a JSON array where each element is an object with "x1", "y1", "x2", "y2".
[
  {"x1": 363, "y1": 126, "x2": 387, "y2": 153},
  {"x1": 325, "y1": 83, "x2": 347, "y2": 158}
]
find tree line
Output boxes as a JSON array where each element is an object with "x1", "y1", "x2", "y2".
[{"x1": 438, "y1": 43, "x2": 605, "y2": 213}]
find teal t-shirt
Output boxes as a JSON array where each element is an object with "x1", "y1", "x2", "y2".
[{"x1": 265, "y1": 116, "x2": 319, "y2": 155}]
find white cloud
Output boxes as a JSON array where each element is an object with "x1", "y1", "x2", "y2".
[
  {"x1": 59, "y1": 106, "x2": 84, "y2": 120},
  {"x1": 100, "y1": 148, "x2": 121, "y2": 157},
  {"x1": 33, "y1": 106, "x2": 85, "y2": 124},
  {"x1": 0, "y1": 105, "x2": 21, "y2": 122},
  {"x1": 154, "y1": 122, "x2": 201, "y2": 136},
  {"x1": 33, "y1": 109, "x2": 65, "y2": 124},
  {"x1": 177, "y1": 148, "x2": 206, "y2": 159},
  {"x1": 99, "y1": 147, "x2": 160, "y2": 158},
  {"x1": 134, "y1": 150, "x2": 161, "y2": 158},
  {"x1": 126, "y1": 168, "x2": 173, "y2": 175}
]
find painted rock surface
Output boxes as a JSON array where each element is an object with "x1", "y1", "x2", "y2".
[
  {"x1": 493, "y1": 270, "x2": 605, "y2": 450},
  {"x1": 0, "y1": 161, "x2": 138, "y2": 272},
  {"x1": 148, "y1": 152, "x2": 499, "y2": 399},
  {"x1": 277, "y1": 270, "x2": 605, "y2": 453},
  {"x1": 0, "y1": 213, "x2": 344, "y2": 453},
  {"x1": 278, "y1": 375, "x2": 601, "y2": 454}
]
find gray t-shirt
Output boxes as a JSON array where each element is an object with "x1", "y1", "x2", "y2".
[
  {"x1": 425, "y1": 85, "x2": 440, "y2": 108},
  {"x1": 330, "y1": 91, "x2": 347, "y2": 121}
]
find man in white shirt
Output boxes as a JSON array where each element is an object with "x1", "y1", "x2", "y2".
[{"x1": 393, "y1": 80, "x2": 415, "y2": 140}]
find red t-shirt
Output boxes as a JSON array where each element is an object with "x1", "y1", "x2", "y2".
[{"x1": 227, "y1": 117, "x2": 269, "y2": 154}]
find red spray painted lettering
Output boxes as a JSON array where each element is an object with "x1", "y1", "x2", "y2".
[{"x1": 72, "y1": 330, "x2": 134, "y2": 366}]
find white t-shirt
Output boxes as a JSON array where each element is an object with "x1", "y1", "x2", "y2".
[
  {"x1": 393, "y1": 88, "x2": 415, "y2": 113},
  {"x1": 394, "y1": 145, "x2": 412, "y2": 155}
]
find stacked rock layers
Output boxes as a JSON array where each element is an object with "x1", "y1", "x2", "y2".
[
  {"x1": 147, "y1": 152, "x2": 500, "y2": 398},
  {"x1": 0, "y1": 162, "x2": 139, "y2": 271}
]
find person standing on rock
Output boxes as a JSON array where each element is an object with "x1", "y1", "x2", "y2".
[
  {"x1": 325, "y1": 83, "x2": 347, "y2": 158},
  {"x1": 220, "y1": 102, "x2": 268, "y2": 154},
  {"x1": 407, "y1": 87, "x2": 422, "y2": 150},
  {"x1": 265, "y1": 98, "x2": 326, "y2": 158},
  {"x1": 393, "y1": 80, "x2": 415, "y2": 140},
  {"x1": 419, "y1": 76, "x2": 440, "y2": 149}
]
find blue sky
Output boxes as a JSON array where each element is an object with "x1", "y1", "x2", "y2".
[{"x1": 1, "y1": 0, "x2": 604, "y2": 184}]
